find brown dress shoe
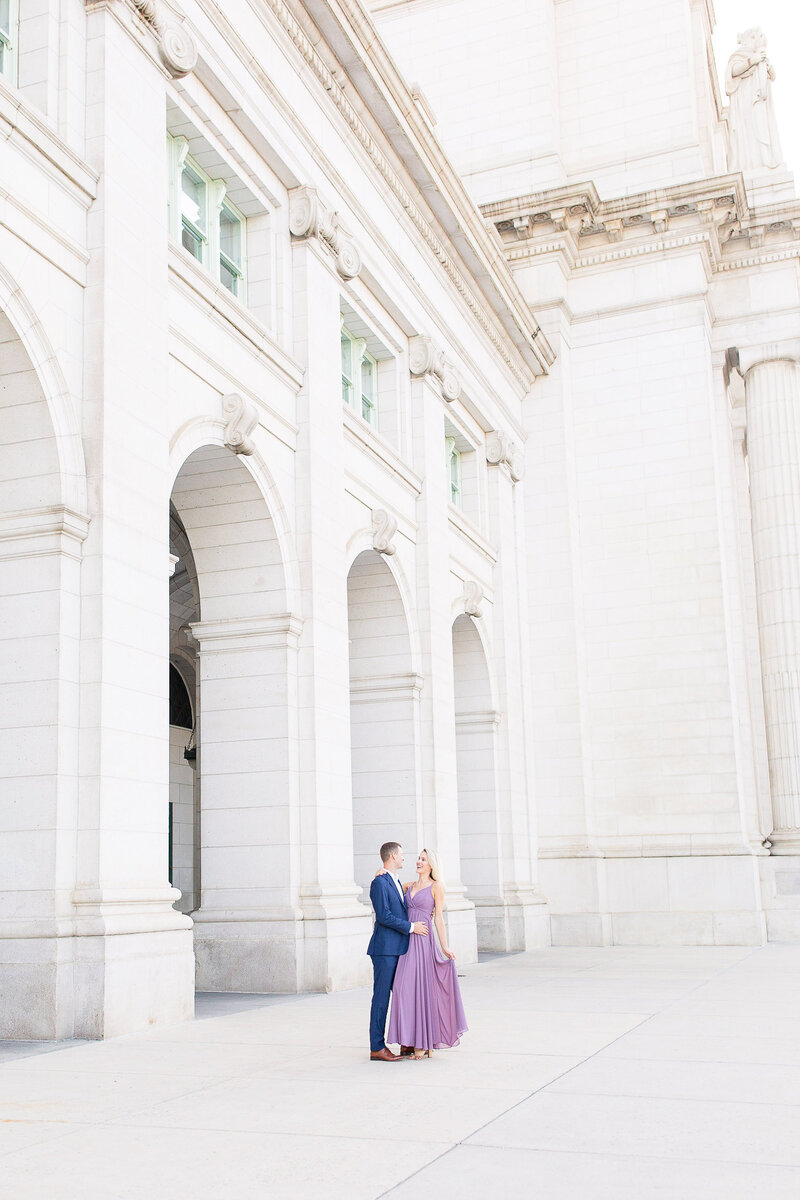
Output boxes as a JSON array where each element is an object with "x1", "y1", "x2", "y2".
[
  {"x1": 370, "y1": 1047, "x2": 402, "y2": 1061},
  {"x1": 399, "y1": 1045, "x2": 414, "y2": 1057}
]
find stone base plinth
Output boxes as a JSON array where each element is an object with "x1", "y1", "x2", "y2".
[
  {"x1": 0, "y1": 925, "x2": 195, "y2": 1041},
  {"x1": 760, "y1": 855, "x2": 800, "y2": 943},
  {"x1": 540, "y1": 853, "x2": 767, "y2": 947},
  {"x1": 194, "y1": 896, "x2": 375, "y2": 994},
  {"x1": 473, "y1": 890, "x2": 551, "y2": 952}
]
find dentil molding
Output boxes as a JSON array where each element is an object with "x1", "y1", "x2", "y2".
[
  {"x1": 222, "y1": 393, "x2": 258, "y2": 455},
  {"x1": 90, "y1": 0, "x2": 198, "y2": 77},
  {"x1": 486, "y1": 430, "x2": 524, "y2": 482},
  {"x1": 371, "y1": 509, "x2": 397, "y2": 556},
  {"x1": 289, "y1": 186, "x2": 361, "y2": 280},
  {"x1": 408, "y1": 335, "x2": 461, "y2": 402}
]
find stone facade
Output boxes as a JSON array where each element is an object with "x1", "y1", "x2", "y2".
[
  {"x1": 370, "y1": 0, "x2": 800, "y2": 947},
  {"x1": 1, "y1": 0, "x2": 798, "y2": 1040}
]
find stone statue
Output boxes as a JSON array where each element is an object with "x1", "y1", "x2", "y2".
[{"x1": 725, "y1": 28, "x2": 783, "y2": 173}]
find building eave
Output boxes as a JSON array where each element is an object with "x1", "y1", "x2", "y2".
[{"x1": 296, "y1": 0, "x2": 554, "y2": 378}]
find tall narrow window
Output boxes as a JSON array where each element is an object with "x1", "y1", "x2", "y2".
[
  {"x1": 219, "y1": 202, "x2": 244, "y2": 298},
  {"x1": 341, "y1": 326, "x2": 355, "y2": 409},
  {"x1": 341, "y1": 323, "x2": 378, "y2": 428},
  {"x1": 168, "y1": 135, "x2": 246, "y2": 300},
  {"x1": 447, "y1": 437, "x2": 462, "y2": 507},
  {"x1": 360, "y1": 351, "x2": 377, "y2": 424},
  {"x1": 180, "y1": 161, "x2": 207, "y2": 263},
  {"x1": 0, "y1": 0, "x2": 18, "y2": 82}
]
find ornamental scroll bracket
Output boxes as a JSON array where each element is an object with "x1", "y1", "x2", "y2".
[
  {"x1": 124, "y1": 0, "x2": 197, "y2": 77},
  {"x1": 371, "y1": 509, "x2": 397, "y2": 556},
  {"x1": 463, "y1": 580, "x2": 484, "y2": 618},
  {"x1": 223, "y1": 393, "x2": 258, "y2": 456},
  {"x1": 486, "y1": 430, "x2": 524, "y2": 482},
  {"x1": 408, "y1": 336, "x2": 461, "y2": 403},
  {"x1": 288, "y1": 186, "x2": 361, "y2": 280}
]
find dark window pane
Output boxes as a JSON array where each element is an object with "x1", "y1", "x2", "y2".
[{"x1": 169, "y1": 664, "x2": 193, "y2": 728}]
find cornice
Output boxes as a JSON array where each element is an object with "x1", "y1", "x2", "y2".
[
  {"x1": 484, "y1": 174, "x2": 800, "y2": 276},
  {"x1": 276, "y1": 0, "x2": 552, "y2": 379}
]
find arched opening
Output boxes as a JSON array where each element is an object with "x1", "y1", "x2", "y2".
[
  {"x1": 347, "y1": 549, "x2": 419, "y2": 895},
  {"x1": 0, "y1": 309, "x2": 84, "y2": 1037},
  {"x1": 170, "y1": 443, "x2": 294, "y2": 991},
  {"x1": 452, "y1": 614, "x2": 502, "y2": 950},
  {"x1": 169, "y1": 506, "x2": 201, "y2": 916}
]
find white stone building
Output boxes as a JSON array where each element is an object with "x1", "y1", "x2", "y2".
[{"x1": 1, "y1": 0, "x2": 798, "y2": 1041}]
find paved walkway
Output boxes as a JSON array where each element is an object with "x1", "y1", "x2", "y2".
[{"x1": 1, "y1": 945, "x2": 799, "y2": 1198}]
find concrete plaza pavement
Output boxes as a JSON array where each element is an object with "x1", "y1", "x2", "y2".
[{"x1": 1, "y1": 944, "x2": 799, "y2": 1198}]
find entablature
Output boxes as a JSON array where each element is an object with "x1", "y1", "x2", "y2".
[{"x1": 483, "y1": 175, "x2": 800, "y2": 275}]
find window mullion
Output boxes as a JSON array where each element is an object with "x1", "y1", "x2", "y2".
[{"x1": 209, "y1": 179, "x2": 226, "y2": 285}]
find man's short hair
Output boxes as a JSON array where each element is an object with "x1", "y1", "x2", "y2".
[{"x1": 380, "y1": 841, "x2": 401, "y2": 863}]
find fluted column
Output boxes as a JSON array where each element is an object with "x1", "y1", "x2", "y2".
[{"x1": 744, "y1": 357, "x2": 800, "y2": 851}]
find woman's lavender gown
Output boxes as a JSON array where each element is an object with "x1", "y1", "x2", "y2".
[{"x1": 387, "y1": 883, "x2": 468, "y2": 1050}]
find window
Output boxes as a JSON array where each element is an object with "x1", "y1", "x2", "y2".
[
  {"x1": 168, "y1": 135, "x2": 246, "y2": 300},
  {"x1": 447, "y1": 436, "x2": 462, "y2": 507},
  {"x1": 341, "y1": 322, "x2": 378, "y2": 427},
  {"x1": 0, "y1": 0, "x2": 18, "y2": 82}
]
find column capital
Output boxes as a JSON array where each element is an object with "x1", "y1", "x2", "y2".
[
  {"x1": 735, "y1": 341, "x2": 800, "y2": 377},
  {"x1": 288, "y1": 186, "x2": 361, "y2": 279},
  {"x1": 486, "y1": 429, "x2": 524, "y2": 481},
  {"x1": 0, "y1": 506, "x2": 90, "y2": 561},
  {"x1": 86, "y1": 0, "x2": 197, "y2": 77},
  {"x1": 190, "y1": 614, "x2": 303, "y2": 651},
  {"x1": 408, "y1": 335, "x2": 461, "y2": 402}
]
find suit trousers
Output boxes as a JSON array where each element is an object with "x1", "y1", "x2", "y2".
[{"x1": 369, "y1": 954, "x2": 399, "y2": 1052}]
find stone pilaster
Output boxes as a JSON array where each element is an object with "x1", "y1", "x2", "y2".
[
  {"x1": 743, "y1": 355, "x2": 800, "y2": 852},
  {"x1": 291, "y1": 236, "x2": 372, "y2": 989},
  {"x1": 411, "y1": 370, "x2": 477, "y2": 963},
  {"x1": 485, "y1": 432, "x2": 550, "y2": 950}
]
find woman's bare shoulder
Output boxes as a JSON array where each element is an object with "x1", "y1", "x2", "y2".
[{"x1": 431, "y1": 879, "x2": 445, "y2": 894}]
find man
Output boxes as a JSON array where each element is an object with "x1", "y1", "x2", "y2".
[{"x1": 367, "y1": 841, "x2": 428, "y2": 1061}]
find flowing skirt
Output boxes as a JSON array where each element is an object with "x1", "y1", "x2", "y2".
[{"x1": 387, "y1": 918, "x2": 468, "y2": 1050}]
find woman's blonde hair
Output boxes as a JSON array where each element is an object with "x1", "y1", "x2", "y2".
[{"x1": 421, "y1": 847, "x2": 442, "y2": 883}]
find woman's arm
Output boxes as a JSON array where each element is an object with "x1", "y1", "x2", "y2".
[{"x1": 432, "y1": 881, "x2": 455, "y2": 959}]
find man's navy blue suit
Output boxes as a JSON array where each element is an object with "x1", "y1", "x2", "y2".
[{"x1": 367, "y1": 873, "x2": 412, "y2": 1053}]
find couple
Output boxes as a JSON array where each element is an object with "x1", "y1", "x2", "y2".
[{"x1": 367, "y1": 841, "x2": 468, "y2": 1061}]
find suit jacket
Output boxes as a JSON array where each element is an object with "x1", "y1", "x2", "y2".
[{"x1": 367, "y1": 873, "x2": 411, "y2": 958}]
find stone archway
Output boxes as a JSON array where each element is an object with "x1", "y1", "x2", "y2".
[
  {"x1": 0, "y1": 309, "x2": 87, "y2": 1038},
  {"x1": 347, "y1": 549, "x2": 420, "y2": 895},
  {"x1": 452, "y1": 613, "x2": 503, "y2": 951},
  {"x1": 170, "y1": 443, "x2": 300, "y2": 991}
]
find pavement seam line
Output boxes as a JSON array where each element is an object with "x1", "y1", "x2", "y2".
[{"x1": 376, "y1": 946, "x2": 770, "y2": 1198}]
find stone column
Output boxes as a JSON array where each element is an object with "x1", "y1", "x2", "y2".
[
  {"x1": 411, "y1": 370, "x2": 477, "y2": 963},
  {"x1": 189, "y1": 615, "x2": 303, "y2": 992},
  {"x1": 743, "y1": 354, "x2": 800, "y2": 852},
  {"x1": 485, "y1": 431, "x2": 550, "y2": 949},
  {"x1": 74, "y1": 1, "x2": 195, "y2": 1037},
  {"x1": 290, "y1": 222, "x2": 372, "y2": 990}
]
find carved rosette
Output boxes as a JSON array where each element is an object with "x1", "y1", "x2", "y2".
[
  {"x1": 223, "y1": 393, "x2": 258, "y2": 456},
  {"x1": 288, "y1": 186, "x2": 361, "y2": 280},
  {"x1": 371, "y1": 509, "x2": 397, "y2": 556},
  {"x1": 125, "y1": 0, "x2": 197, "y2": 78},
  {"x1": 486, "y1": 430, "x2": 524, "y2": 482},
  {"x1": 463, "y1": 581, "x2": 484, "y2": 618},
  {"x1": 408, "y1": 335, "x2": 461, "y2": 403}
]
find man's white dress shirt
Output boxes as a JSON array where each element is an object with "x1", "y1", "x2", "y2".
[{"x1": 388, "y1": 870, "x2": 413, "y2": 935}]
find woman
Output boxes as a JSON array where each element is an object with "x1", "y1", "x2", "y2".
[{"x1": 384, "y1": 848, "x2": 468, "y2": 1059}]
